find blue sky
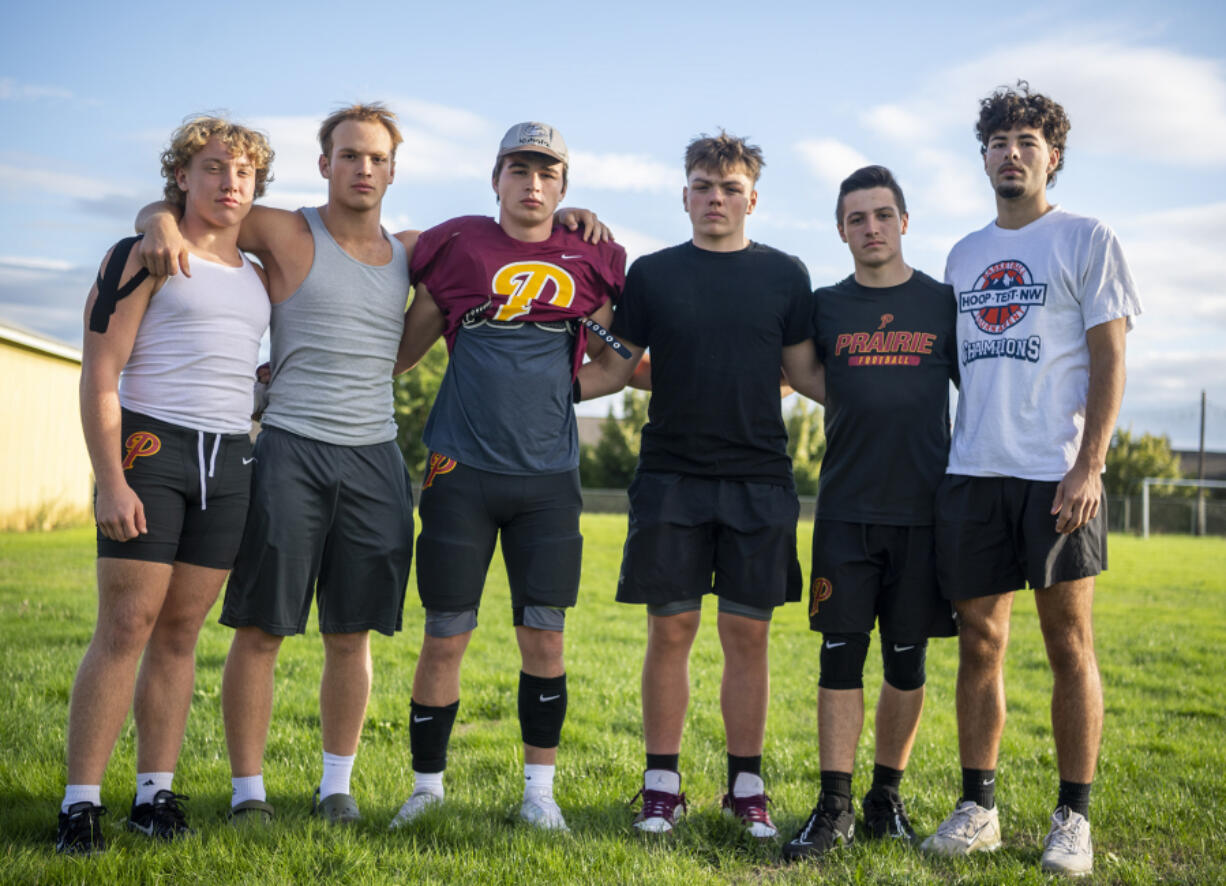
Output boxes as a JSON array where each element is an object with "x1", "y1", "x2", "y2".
[{"x1": 3, "y1": 0, "x2": 1225, "y2": 447}]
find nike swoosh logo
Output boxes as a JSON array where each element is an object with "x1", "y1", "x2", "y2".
[
  {"x1": 560, "y1": 254, "x2": 583, "y2": 260},
  {"x1": 893, "y1": 644, "x2": 915, "y2": 653},
  {"x1": 825, "y1": 641, "x2": 846, "y2": 649},
  {"x1": 242, "y1": 457, "x2": 256, "y2": 465},
  {"x1": 129, "y1": 820, "x2": 155, "y2": 836},
  {"x1": 413, "y1": 715, "x2": 433, "y2": 723},
  {"x1": 539, "y1": 694, "x2": 561, "y2": 703},
  {"x1": 981, "y1": 778, "x2": 995, "y2": 786}
]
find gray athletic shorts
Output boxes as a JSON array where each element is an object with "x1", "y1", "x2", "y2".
[
  {"x1": 220, "y1": 426, "x2": 413, "y2": 636},
  {"x1": 935, "y1": 474, "x2": 1108, "y2": 600},
  {"x1": 616, "y1": 472, "x2": 802, "y2": 612}
]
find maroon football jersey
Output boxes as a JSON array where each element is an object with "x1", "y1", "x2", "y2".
[{"x1": 410, "y1": 215, "x2": 626, "y2": 376}]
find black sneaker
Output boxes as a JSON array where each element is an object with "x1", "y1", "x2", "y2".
[
  {"x1": 56, "y1": 802, "x2": 107, "y2": 855},
  {"x1": 782, "y1": 799, "x2": 855, "y2": 861},
  {"x1": 862, "y1": 786, "x2": 917, "y2": 843},
  {"x1": 127, "y1": 790, "x2": 193, "y2": 840}
]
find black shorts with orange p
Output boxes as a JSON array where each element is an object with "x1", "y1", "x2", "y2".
[
  {"x1": 96, "y1": 408, "x2": 253, "y2": 568},
  {"x1": 414, "y1": 456, "x2": 584, "y2": 614}
]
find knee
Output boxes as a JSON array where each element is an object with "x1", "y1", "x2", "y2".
[
  {"x1": 231, "y1": 626, "x2": 284, "y2": 660},
  {"x1": 519, "y1": 628, "x2": 564, "y2": 673},
  {"x1": 323, "y1": 631, "x2": 370, "y2": 660},
  {"x1": 819, "y1": 632, "x2": 871, "y2": 690},
  {"x1": 420, "y1": 632, "x2": 470, "y2": 669},
  {"x1": 93, "y1": 607, "x2": 158, "y2": 659},
  {"x1": 958, "y1": 616, "x2": 1009, "y2": 669},
  {"x1": 1044, "y1": 625, "x2": 1096, "y2": 676},
  {"x1": 648, "y1": 613, "x2": 700, "y2": 654}
]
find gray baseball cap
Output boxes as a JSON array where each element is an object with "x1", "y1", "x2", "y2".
[{"x1": 497, "y1": 122, "x2": 568, "y2": 166}]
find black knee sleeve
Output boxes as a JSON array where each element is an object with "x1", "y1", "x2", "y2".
[
  {"x1": 410, "y1": 698, "x2": 459, "y2": 773},
  {"x1": 518, "y1": 672, "x2": 567, "y2": 749},
  {"x1": 881, "y1": 638, "x2": 928, "y2": 691},
  {"x1": 818, "y1": 632, "x2": 871, "y2": 690}
]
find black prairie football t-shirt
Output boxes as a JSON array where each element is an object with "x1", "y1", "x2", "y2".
[{"x1": 813, "y1": 270, "x2": 958, "y2": 524}]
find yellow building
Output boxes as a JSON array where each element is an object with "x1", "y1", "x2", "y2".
[{"x1": 0, "y1": 322, "x2": 93, "y2": 530}]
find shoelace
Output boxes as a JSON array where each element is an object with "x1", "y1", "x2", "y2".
[
  {"x1": 727, "y1": 793, "x2": 772, "y2": 824},
  {"x1": 1047, "y1": 813, "x2": 1086, "y2": 853},
  {"x1": 153, "y1": 792, "x2": 190, "y2": 828},
  {"x1": 936, "y1": 806, "x2": 979, "y2": 838},
  {"x1": 632, "y1": 787, "x2": 687, "y2": 820}
]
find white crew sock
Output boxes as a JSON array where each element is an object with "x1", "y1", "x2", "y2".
[
  {"x1": 319, "y1": 751, "x2": 355, "y2": 799},
  {"x1": 62, "y1": 784, "x2": 101, "y2": 814},
  {"x1": 412, "y1": 770, "x2": 444, "y2": 798},
  {"x1": 731, "y1": 771, "x2": 765, "y2": 798},
  {"x1": 135, "y1": 771, "x2": 174, "y2": 806},
  {"x1": 644, "y1": 769, "x2": 681, "y2": 794},
  {"x1": 523, "y1": 763, "x2": 556, "y2": 799},
  {"x1": 231, "y1": 774, "x2": 265, "y2": 807}
]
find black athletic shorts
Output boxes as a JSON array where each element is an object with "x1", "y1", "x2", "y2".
[
  {"x1": 616, "y1": 471, "x2": 802, "y2": 610},
  {"x1": 808, "y1": 520, "x2": 956, "y2": 640},
  {"x1": 220, "y1": 426, "x2": 414, "y2": 636},
  {"x1": 415, "y1": 456, "x2": 583, "y2": 613},
  {"x1": 96, "y1": 409, "x2": 253, "y2": 568},
  {"x1": 935, "y1": 474, "x2": 1108, "y2": 600}
]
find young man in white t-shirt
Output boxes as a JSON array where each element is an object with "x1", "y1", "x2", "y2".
[{"x1": 921, "y1": 82, "x2": 1141, "y2": 877}]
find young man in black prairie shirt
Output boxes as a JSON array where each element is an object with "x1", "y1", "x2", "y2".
[{"x1": 782, "y1": 166, "x2": 958, "y2": 861}]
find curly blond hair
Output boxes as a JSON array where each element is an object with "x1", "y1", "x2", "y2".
[{"x1": 160, "y1": 116, "x2": 274, "y2": 207}]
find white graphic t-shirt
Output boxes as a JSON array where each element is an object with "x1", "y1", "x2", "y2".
[{"x1": 944, "y1": 206, "x2": 1142, "y2": 481}]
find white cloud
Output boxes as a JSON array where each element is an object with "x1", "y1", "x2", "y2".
[
  {"x1": 795, "y1": 139, "x2": 870, "y2": 187},
  {"x1": 0, "y1": 256, "x2": 74, "y2": 272},
  {"x1": 908, "y1": 148, "x2": 993, "y2": 219},
  {"x1": 861, "y1": 40, "x2": 1226, "y2": 167},
  {"x1": 0, "y1": 77, "x2": 73, "y2": 101},
  {"x1": 0, "y1": 163, "x2": 122, "y2": 200},
  {"x1": 607, "y1": 223, "x2": 669, "y2": 264},
  {"x1": 569, "y1": 151, "x2": 677, "y2": 193}
]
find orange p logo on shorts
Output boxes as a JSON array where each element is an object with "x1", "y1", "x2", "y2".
[
  {"x1": 122, "y1": 431, "x2": 162, "y2": 470},
  {"x1": 422, "y1": 452, "x2": 458, "y2": 489},
  {"x1": 809, "y1": 577, "x2": 833, "y2": 617}
]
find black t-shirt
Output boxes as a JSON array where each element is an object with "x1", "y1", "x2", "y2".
[
  {"x1": 612, "y1": 241, "x2": 812, "y2": 486},
  {"x1": 813, "y1": 270, "x2": 958, "y2": 524}
]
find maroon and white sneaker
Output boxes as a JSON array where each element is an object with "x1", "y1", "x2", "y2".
[
  {"x1": 631, "y1": 770, "x2": 687, "y2": 834},
  {"x1": 722, "y1": 773, "x2": 777, "y2": 839}
]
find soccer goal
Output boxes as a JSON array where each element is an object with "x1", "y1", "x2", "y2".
[{"x1": 1141, "y1": 477, "x2": 1226, "y2": 538}]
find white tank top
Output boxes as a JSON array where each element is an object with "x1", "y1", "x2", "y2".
[{"x1": 119, "y1": 252, "x2": 270, "y2": 433}]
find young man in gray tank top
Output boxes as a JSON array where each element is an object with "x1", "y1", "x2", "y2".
[{"x1": 136, "y1": 105, "x2": 609, "y2": 825}]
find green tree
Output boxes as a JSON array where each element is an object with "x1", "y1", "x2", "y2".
[
  {"x1": 579, "y1": 390, "x2": 650, "y2": 488},
  {"x1": 785, "y1": 398, "x2": 826, "y2": 496},
  {"x1": 393, "y1": 337, "x2": 450, "y2": 480},
  {"x1": 1103, "y1": 428, "x2": 1186, "y2": 496}
]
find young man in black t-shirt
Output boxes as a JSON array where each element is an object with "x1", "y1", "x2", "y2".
[
  {"x1": 577, "y1": 132, "x2": 823, "y2": 840},
  {"x1": 780, "y1": 166, "x2": 958, "y2": 860}
]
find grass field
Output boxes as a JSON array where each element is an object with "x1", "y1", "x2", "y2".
[{"x1": 1, "y1": 521, "x2": 1224, "y2": 884}]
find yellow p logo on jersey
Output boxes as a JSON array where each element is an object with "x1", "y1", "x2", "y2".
[{"x1": 490, "y1": 262, "x2": 575, "y2": 321}]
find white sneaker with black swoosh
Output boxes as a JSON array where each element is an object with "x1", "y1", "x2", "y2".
[{"x1": 921, "y1": 800, "x2": 1001, "y2": 855}]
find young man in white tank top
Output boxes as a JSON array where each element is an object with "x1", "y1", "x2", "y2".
[
  {"x1": 134, "y1": 105, "x2": 609, "y2": 826},
  {"x1": 58, "y1": 117, "x2": 272, "y2": 854}
]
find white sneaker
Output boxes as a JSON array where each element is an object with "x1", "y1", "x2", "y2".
[
  {"x1": 389, "y1": 790, "x2": 442, "y2": 830},
  {"x1": 520, "y1": 793, "x2": 569, "y2": 832},
  {"x1": 921, "y1": 800, "x2": 1002, "y2": 855},
  {"x1": 1040, "y1": 806, "x2": 1093, "y2": 876}
]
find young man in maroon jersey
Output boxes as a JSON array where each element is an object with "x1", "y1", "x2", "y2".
[{"x1": 389, "y1": 122, "x2": 637, "y2": 832}]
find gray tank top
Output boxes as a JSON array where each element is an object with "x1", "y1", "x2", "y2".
[{"x1": 261, "y1": 207, "x2": 409, "y2": 446}]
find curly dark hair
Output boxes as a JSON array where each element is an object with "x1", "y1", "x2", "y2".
[{"x1": 975, "y1": 80, "x2": 1070, "y2": 186}]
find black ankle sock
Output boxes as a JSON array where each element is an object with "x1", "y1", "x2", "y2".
[
  {"x1": 820, "y1": 771, "x2": 853, "y2": 811},
  {"x1": 1057, "y1": 779, "x2": 1092, "y2": 819},
  {"x1": 871, "y1": 763, "x2": 904, "y2": 794},
  {"x1": 646, "y1": 753, "x2": 679, "y2": 773},
  {"x1": 727, "y1": 754, "x2": 762, "y2": 793},
  {"x1": 961, "y1": 768, "x2": 996, "y2": 809}
]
